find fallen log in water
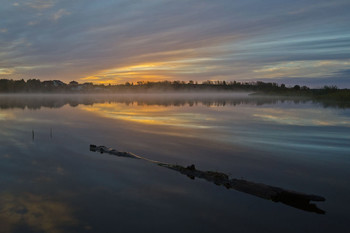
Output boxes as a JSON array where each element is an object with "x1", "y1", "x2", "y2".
[
  {"x1": 90, "y1": 144, "x2": 140, "y2": 159},
  {"x1": 90, "y1": 144, "x2": 326, "y2": 214},
  {"x1": 158, "y1": 163, "x2": 325, "y2": 214}
]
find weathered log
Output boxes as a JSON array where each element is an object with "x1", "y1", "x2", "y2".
[
  {"x1": 90, "y1": 144, "x2": 140, "y2": 159},
  {"x1": 158, "y1": 163, "x2": 325, "y2": 214},
  {"x1": 90, "y1": 144, "x2": 326, "y2": 214}
]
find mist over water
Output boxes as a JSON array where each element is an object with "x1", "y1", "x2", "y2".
[
  {"x1": 0, "y1": 92, "x2": 253, "y2": 107},
  {"x1": 0, "y1": 92, "x2": 332, "y2": 110},
  {"x1": 0, "y1": 94, "x2": 349, "y2": 232}
]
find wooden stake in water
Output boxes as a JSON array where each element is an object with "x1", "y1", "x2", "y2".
[
  {"x1": 32, "y1": 130, "x2": 34, "y2": 141},
  {"x1": 50, "y1": 128, "x2": 52, "y2": 139}
]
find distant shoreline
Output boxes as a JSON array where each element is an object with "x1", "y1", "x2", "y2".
[{"x1": 0, "y1": 79, "x2": 349, "y2": 103}]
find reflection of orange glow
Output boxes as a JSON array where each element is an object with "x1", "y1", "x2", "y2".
[
  {"x1": 79, "y1": 103, "x2": 211, "y2": 128},
  {"x1": 0, "y1": 193, "x2": 77, "y2": 233},
  {"x1": 0, "y1": 112, "x2": 14, "y2": 120},
  {"x1": 83, "y1": 99, "x2": 344, "y2": 129}
]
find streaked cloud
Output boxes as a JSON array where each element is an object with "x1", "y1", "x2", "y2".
[
  {"x1": 0, "y1": 68, "x2": 14, "y2": 75},
  {"x1": 52, "y1": 8, "x2": 70, "y2": 21},
  {"x1": 26, "y1": 0, "x2": 56, "y2": 10},
  {"x1": 0, "y1": 0, "x2": 350, "y2": 86},
  {"x1": 254, "y1": 60, "x2": 350, "y2": 78}
]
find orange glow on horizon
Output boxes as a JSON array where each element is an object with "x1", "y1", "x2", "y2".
[{"x1": 79, "y1": 59, "x2": 198, "y2": 84}]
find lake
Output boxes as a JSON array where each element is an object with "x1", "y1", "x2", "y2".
[{"x1": 0, "y1": 93, "x2": 349, "y2": 233}]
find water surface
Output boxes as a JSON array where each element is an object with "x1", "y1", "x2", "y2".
[{"x1": 0, "y1": 94, "x2": 349, "y2": 233}]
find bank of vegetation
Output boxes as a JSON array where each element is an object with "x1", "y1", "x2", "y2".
[{"x1": 0, "y1": 79, "x2": 349, "y2": 103}]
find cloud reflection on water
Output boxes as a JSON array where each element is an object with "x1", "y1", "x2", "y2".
[
  {"x1": 253, "y1": 108, "x2": 350, "y2": 126},
  {"x1": 80, "y1": 103, "x2": 214, "y2": 129},
  {"x1": 0, "y1": 94, "x2": 349, "y2": 232},
  {"x1": 0, "y1": 193, "x2": 77, "y2": 233},
  {"x1": 72, "y1": 97, "x2": 350, "y2": 154}
]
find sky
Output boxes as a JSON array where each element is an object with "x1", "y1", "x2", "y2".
[{"x1": 0, "y1": 0, "x2": 350, "y2": 87}]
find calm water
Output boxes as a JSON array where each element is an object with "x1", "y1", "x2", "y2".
[{"x1": 0, "y1": 93, "x2": 349, "y2": 233}]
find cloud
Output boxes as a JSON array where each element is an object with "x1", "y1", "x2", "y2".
[
  {"x1": 28, "y1": 21, "x2": 39, "y2": 26},
  {"x1": 0, "y1": 0, "x2": 350, "y2": 86},
  {"x1": 253, "y1": 60, "x2": 350, "y2": 78},
  {"x1": 333, "y1": 68, "x2": 350, "y2": 76},
  {"x1": 52, "y1": 9, "x2": 70, "y2": 21},
  {"x1": 0, "y1": 68, "x2": 14, "y2": 75},
  {"x1": 26, "y1": 0, "x2": 55, "y2": 10}
]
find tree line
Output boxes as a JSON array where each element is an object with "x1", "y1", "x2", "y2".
[
  {"x1": 0, "y1": 78, "x2": 313, "y2": 92},
  {"x1": 0, "y1": 78, "x2": 349, "y2": 101}
]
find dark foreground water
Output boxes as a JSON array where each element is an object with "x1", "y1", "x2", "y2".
[{"x1": 0, "y1": 93, "x2": 349, "y2": 233}]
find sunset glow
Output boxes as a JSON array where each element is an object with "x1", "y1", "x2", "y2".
[
  {"x1": 1, "y1": 1, "x2": 349, "y2": 86},
  {"x1": 1, "y1": 1, "x2": 350, "y2": 232}
]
